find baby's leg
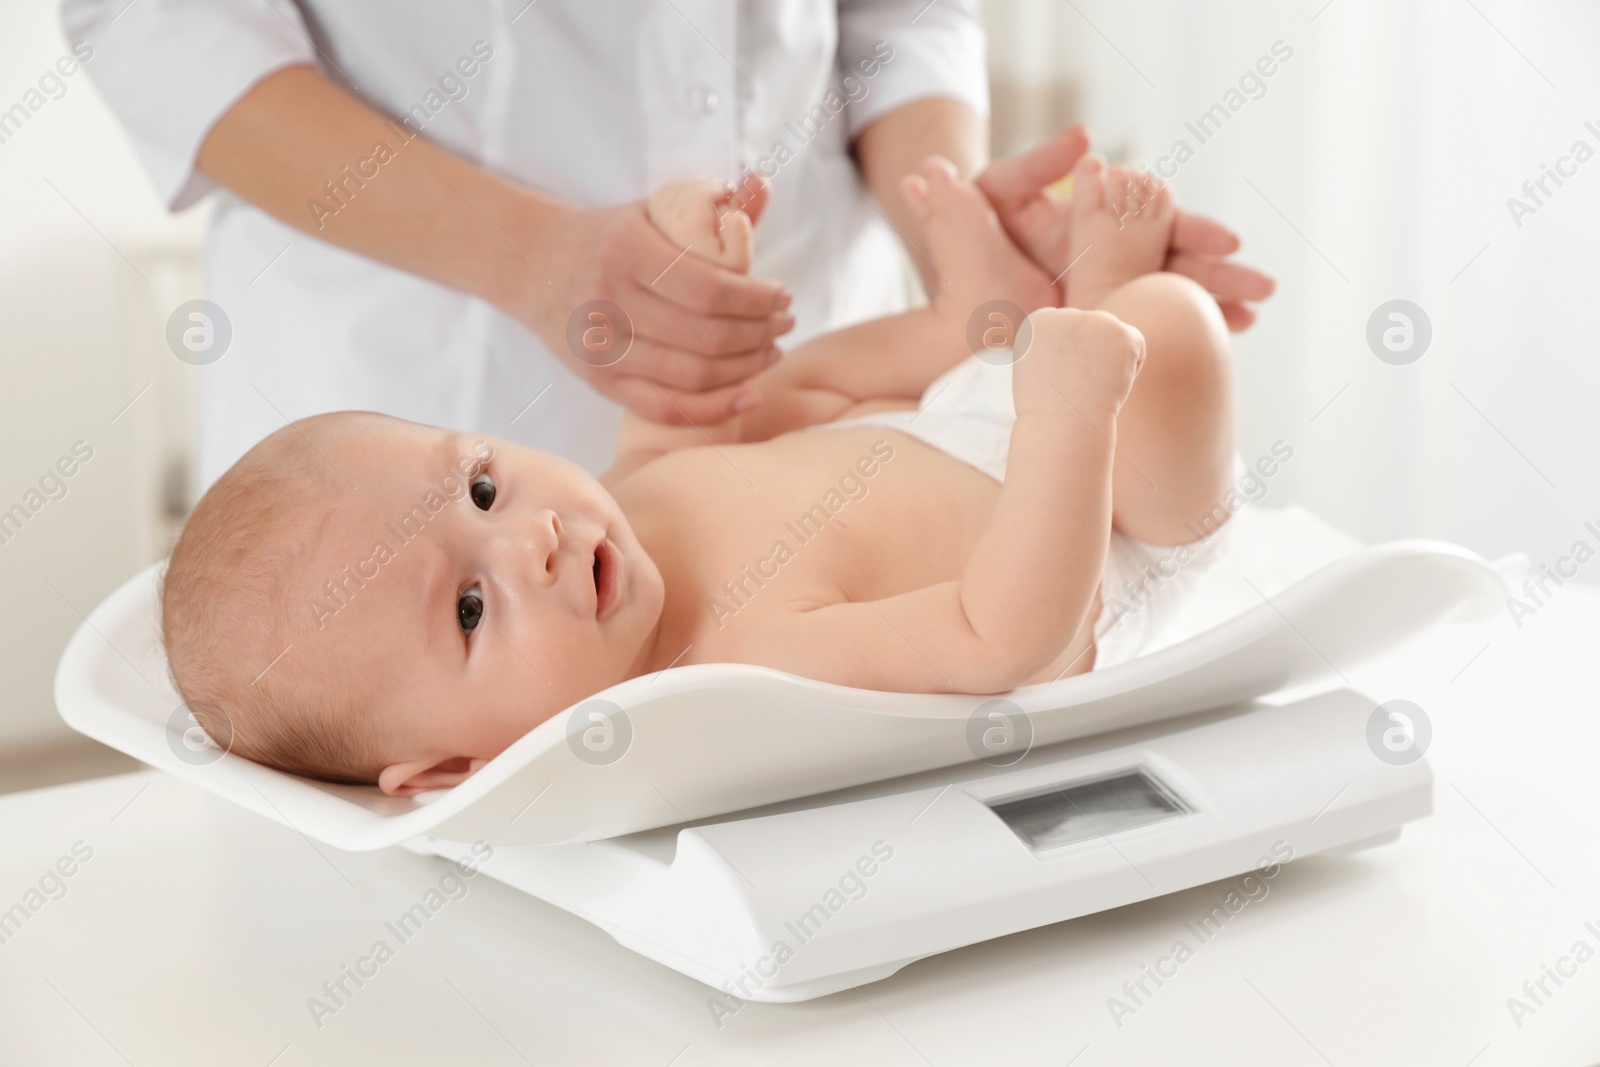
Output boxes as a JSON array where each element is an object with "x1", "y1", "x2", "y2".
[
  {"x1": 1098, "y1": 272, "x2": 1235, "y2": 547},
  {"x1": 1020, "y1": 273, "x2": 1232, "y2": 683},
  {"x1": 1059, "y1": 158, "x2": 1235, "y2": 546}
]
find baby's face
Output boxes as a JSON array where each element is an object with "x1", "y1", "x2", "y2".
[{"x1": 299, "y1": 419, "x2": 664, "y2": 791}]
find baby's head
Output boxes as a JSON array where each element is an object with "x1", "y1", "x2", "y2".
[{"x1": 162, "y1": 412, "x2": 665, "y2": 795}]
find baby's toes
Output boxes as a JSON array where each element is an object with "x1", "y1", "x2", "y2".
[
  {"x1": 922, "y1": 156, "x2": 996, "y2": 232},
  {"x1": 1133, "y1": 171, "x2": 1171, "y2": 218},
  {"x1": 1148, "y1": 179, "x2": 1176, "y2": 225},
  {"x1": 1108, "y1": 167, "x2": 1146, "y2": 219},
  {"x1": 1072, "y1": 154, "x2": 1108, "y2": 216},
  {"x1": 900, "y1": 172, "x2": 932, "y2": 225},
  {"x1": 1118, "y1": 169, "x2": 1171, "y2": 230},
  {"x1": 1149, "y1": 175, "x2": 1173, "y2": 211}
]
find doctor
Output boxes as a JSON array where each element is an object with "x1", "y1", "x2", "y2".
[{"x1": 65, "y1": 0, "x2": 1271, "y2": 488}]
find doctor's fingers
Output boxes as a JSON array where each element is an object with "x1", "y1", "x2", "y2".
[
  {"x1": 620, "y1": 336, "x2": 780, "y2": 392},
  {"x1": 1215, "y1": 299, "x2": 1259, "y2": 333},
  {"x1": 1171, "y1": 209, "x2": 1242, "y2": 256},
  {"x1": 625, "y1": 284, "x2": 795, "y2": 357},
  {"x1": 605, "y1": 374, "x2": 759, "y2": 426},
  {"x1": 1164, "y1": 251, "x2": 1277, "y2": 305},
  {"x1": 975, "y1": 124, "x2": 1091, "y2": 207}
]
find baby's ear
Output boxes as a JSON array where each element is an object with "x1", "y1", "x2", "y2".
[
  {"x1": 645, "y1": 176, "x2": 759, "y2": 272},
  {"x1": 377, "y1": 755, "x2": 487, "y2": 796}
]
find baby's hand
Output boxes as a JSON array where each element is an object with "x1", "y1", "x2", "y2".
[
  {"x1": 645, "y1": 174, "x2": 768, "y2": 272},
  {"x1": 1016, "y1": 307, "x2": 1145, "y2": 425}
]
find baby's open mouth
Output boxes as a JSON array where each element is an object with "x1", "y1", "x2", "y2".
[{"x1": 592, "y1": 539, "x2": 621, "y2": 619}]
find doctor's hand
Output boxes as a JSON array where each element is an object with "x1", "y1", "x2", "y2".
[
  {"x1": 191, "y1": 65, "x2": 791, "y2": 425},
  {"x1": 974, "y1": 125, "x2": 1277, "y2": 331},
  {"x1": 510, "y1": 199, "x2": 795, "y2": 426}
]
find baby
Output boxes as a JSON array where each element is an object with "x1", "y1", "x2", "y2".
[{"x1": 162, "y1": 155, "x2": 1235, "y2": 796}]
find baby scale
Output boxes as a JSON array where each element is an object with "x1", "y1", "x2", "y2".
[{"x1": 56, "y1": 529, "x2": 1504, "y2": 1002}]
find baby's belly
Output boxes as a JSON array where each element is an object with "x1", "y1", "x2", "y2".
[
  {"x1": 730, "y1": 424, "x2": 1000, "y2": 595},
  {"x1": 730, "y1": 424, "x2": 1102, "y2": 683}
]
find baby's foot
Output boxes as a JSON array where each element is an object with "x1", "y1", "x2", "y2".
[
  {"x1": 902, "y1": 157, "x2": 1056, "y2": 329},
  {"x1": 646, "y1": 173, "x2": 768, "y2": 272},
  {"x1": 1064, "y1": 158, "x2": 1174, "y2": 310}
]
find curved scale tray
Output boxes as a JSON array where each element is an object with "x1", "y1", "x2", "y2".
[{"x1": 55, "y1": 524, "x2": 1504, "y2": 850}]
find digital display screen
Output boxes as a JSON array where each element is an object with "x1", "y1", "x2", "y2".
[{"x1": 987, "y1": 768, "x2": 1190, "y2": 852}]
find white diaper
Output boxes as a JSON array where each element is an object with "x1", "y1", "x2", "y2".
[
  {"x1": 827, "y1": 355, "x2": 1018, "y2": 481},
  {"x1": 823, "y1": 355, "x2": 1254, "y2": 670}
]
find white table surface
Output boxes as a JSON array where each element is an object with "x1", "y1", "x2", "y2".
[{"x1": 3, "y1": 583, "x2": 1599, "y2": 1067}]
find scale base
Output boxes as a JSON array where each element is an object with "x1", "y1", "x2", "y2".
[{"x1": 412, "y1": 689, "x2": 1431, "y2": 1002}]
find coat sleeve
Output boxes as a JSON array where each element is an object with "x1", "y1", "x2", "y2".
[
  {"x1": 836, "y1": 0, "x2": 989, "y2": 139},
  {"x1": 60, "y1": 0, "x2": 317, "y2": 210}
]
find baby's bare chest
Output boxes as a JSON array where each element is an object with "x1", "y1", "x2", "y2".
[{"x1": 617, "y1": 427, "x2": 1000, "y2": 662}]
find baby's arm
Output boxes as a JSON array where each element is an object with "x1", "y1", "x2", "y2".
[
  {"x1": 742, "y1": 309, "x2": 1146, "y2": 693},
  {"x1": 608, "y1": 305, "x2": 965, "y2": 482},
  {"x1": 608, "y1": 162, "x2": 1056, "y2": 482},
  {"x1": 723, "y1": 307, "x2": 964, "y2": 432}
]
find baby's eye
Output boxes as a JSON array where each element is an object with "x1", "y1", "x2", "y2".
[
  {"x1": 457, "y1": 585, "x2": 484, "y2": 634},
  {"x1": 470, "y1": 473, "x2": 496, "y2": 511}
]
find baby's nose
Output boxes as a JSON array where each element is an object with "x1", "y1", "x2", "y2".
[{"x1": 533, "y1": 510, "x2": 562, "y2": 579}]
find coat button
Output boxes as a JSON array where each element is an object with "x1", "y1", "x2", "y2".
[{"x1": 686, "y1": 82, "x2": 720, "y2": 115}]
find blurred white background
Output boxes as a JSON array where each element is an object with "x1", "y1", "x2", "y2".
[{"x1": 2, "y1": 0, "x2": 1597, "y2": 786}]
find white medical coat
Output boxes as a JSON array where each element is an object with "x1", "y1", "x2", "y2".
[{"x1": 62, "y1": 0, "x2": 988, "y2": 487}]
